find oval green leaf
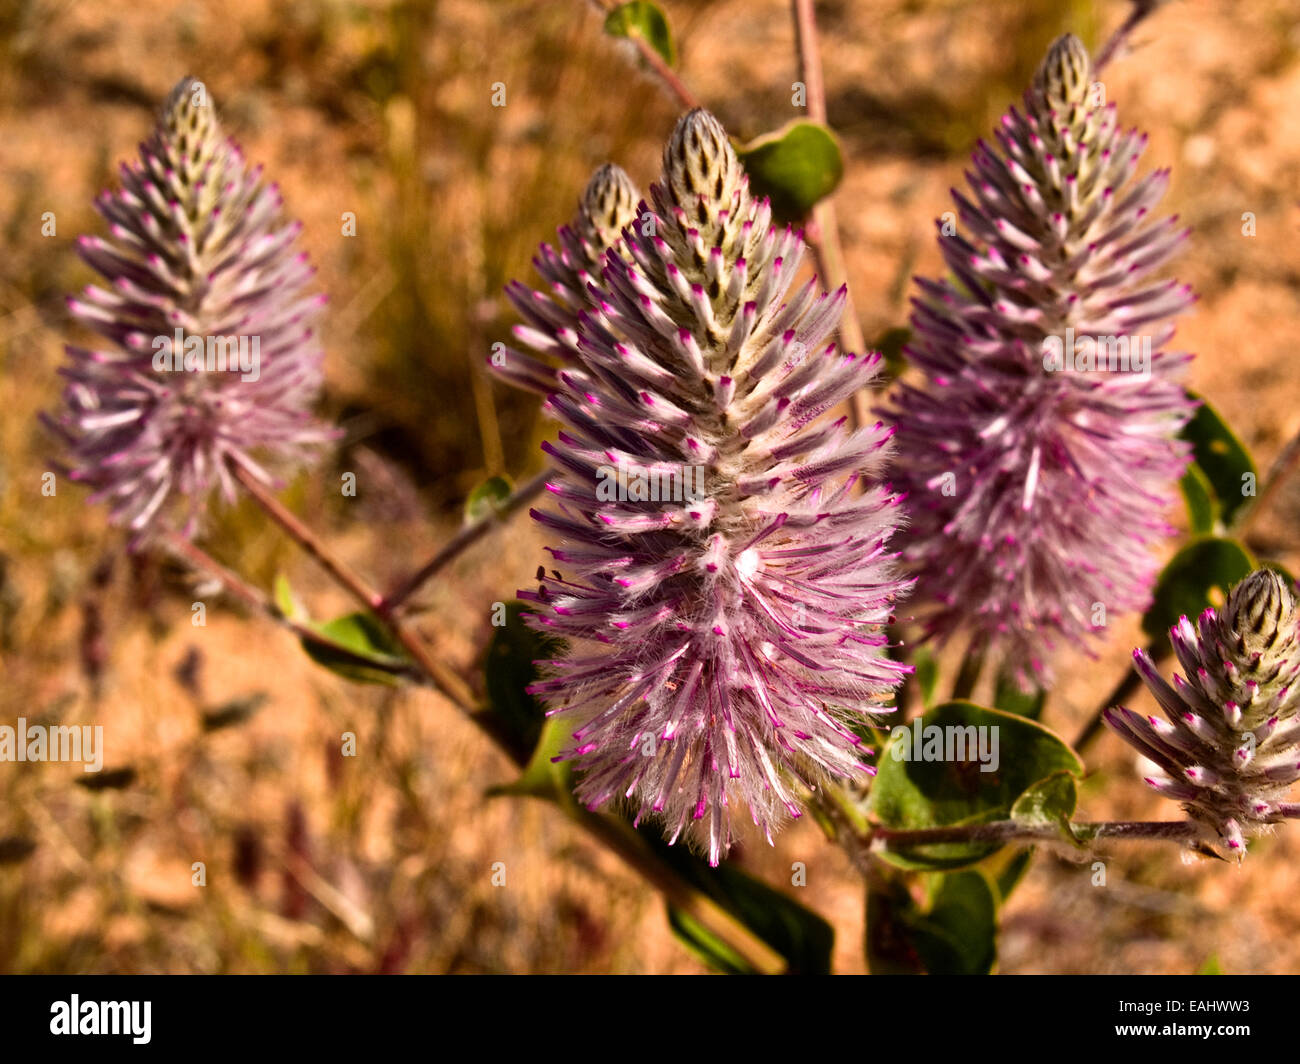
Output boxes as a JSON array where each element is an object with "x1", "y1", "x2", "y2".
[
  {"x1": 646, "y1": 829, "x2": 833, "y2": 975},
  {"x1": 482, "y1": 600, "x2": 566, "y2": 759},
  {"x1": 866, "y1": 869, "x2": 997, "y2": 975},
  {"x1": 603, "y1": 1, "x2": 675, "y2": 66},
  {"x1": 465, "y1": 475, "x2": 513, "y2": 525},
  {"x1": 1181, "y1": 392, "x2": 1257, "y2": 526},
  {"x1": 736, "y1": 121, "x2": 844, "y2": 223},
  {"x1": 1180, "y1": 462, "x2": 1218, "y2": 534},
  {"x1": 1141, "y1": 536, "x2": 1255, "y2": 645},
  {"x1": 866, "y1": 700, "x2": 1083, "y2": 870},
  {"x1": 301, "y1": 612, "x2": 414, "y2": 686},
  {"x1": 993, "y1": 665, "x2": 1046, "y2": 720}
]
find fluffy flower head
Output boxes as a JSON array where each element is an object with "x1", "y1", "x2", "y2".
[
  {"x1": 500, "y1": 110, "x2": 909, "y2": 864},
  {"x1": 48, "y1": 76, "x2": 334, "y2": 539},
  {"x1": 886, "y1": 34, "x2": 1196, "y2": 680},
  {"x1": 1105, "y1": 569, "x2": 1300, "y2": 859}
]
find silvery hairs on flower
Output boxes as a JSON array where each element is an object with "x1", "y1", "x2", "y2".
[
  {"x1": 46, "y1": 76, "x2": 334, "y2": 541},
  {"x1": 1106, "y1": 569, "x2": 1300, "y2": 860},
  {"x1": 885, "y1": 34, "x2": 1196, "y2": 682},
  {"x1": 497, "y1": 109, "x2": 910, "y2": 865}
]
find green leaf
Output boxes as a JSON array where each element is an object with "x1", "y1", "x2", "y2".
[
  {"x1": 1141, "y1": 537, "x2": 1255, "y2": 645},
  {"x1": 872, "y1": 326, "x2": 911, "y2": 380},
  {"x1": 866, "y1": 701, "x2": 1083, "y2": 870},
  {"x1": 911, "y1": 871, "x2": 998, "y2": 975},
  {"x1": 603, "y1": 1, "x2": 675, "y2": 66},
  {"x1": 865, "y1": 876, "x2": 926, "y2": 974},
  {"x1": 866, "y1": 870, "x2": 998, "y2": 975},
  {"x1": 736, "y1": 121, "x2": 844, "y2": 223},
  {"x1": 481, "y1": 607, "x2": 831, "y2": 973},
  {"x1": 991, "y1": 847, "x2": 1035, "y2": 905},
  {"x1": 301, "y1": 612, "x2": 414, "y2": 686},
  {"x1": 652, "y1": 839, "x2": 834, "y2": 974},
  {"x1": 913, "y1": 645, "x2": 939, "y2": 708},
  {"x1": 482, "y1": 600, "x2": 565, "y2": 757},
  {"x1": 1197, "y1": 954, "x2": 1224, "y2": 975},
  {"x1": 1010, "y1": 771, "x2": 1080, "y2": 844},
  {"x1": 482, "y1": 601, "x2": 574, "y2": 798},
  {"x1": 273, "y1": 573, "x2": 307, "y2": 622},
  {"x1": 666, "y1": 904, "x2": 753, "y2": 973},
  {"x1": 993, "y1": 666, "x2": 1045, "y2": 720},
  {"x1": 485, "y1": 712, "x2": 574, "y2": 803},
  {"x1": 465, "y1": 475, "x2": 512, "y2": 524},
  {"x1": 201, "y1": 692, "x2": 269, "y2": 733},
  {"x1": 1180, "y1": 463, "x2": 1218, "y2": 534},
  {"x1": 1181, "y1": 393, "x2": 1257, "y2": 526}
]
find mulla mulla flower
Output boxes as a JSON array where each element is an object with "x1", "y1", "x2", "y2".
[
  {"x1": 885, "y1": 33, "x2": 1196, "y2": 681},
  {"x1": 1105, "y1": 569, "x2": 1300, "y2": 859},
  {"x1": 45, "y1": 76, "x2": 334, "y2": 540},
  {"x1": 494, "y1": 162, "x2": 642, "y2": 395},
  {"x1": 496, "y1": 109, "x2": 910, "y2": 865}
]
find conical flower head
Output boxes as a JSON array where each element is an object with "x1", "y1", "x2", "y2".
[
  {"x1": 506, "y1": 109, "x2": 910, "y2": 865},
  {"x1": 885, "y1": 34, "x2": 1196, "y2": 681},
  {"x1": 47, "y1": 76, "x2": 334, "y2": 539},
  {"x1": 1105, "y1": 569, "x2": 1300, "y2": 858},
  {"x1": 496, "y1": 163, "x2": 642, "y2": 394}
]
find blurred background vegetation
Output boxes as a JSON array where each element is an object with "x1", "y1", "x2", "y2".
[{"x1": 1, "y1": 0, "x2": 1299, "y2": 973}]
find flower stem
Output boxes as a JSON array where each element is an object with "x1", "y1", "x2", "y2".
[
  {"x1": 231, "y1": 462, "x2": 383, "y2": 613},
  {"x1": 791, "y1": 0, "x2": 870, "y2": 430},
  {"x1": 588, "y1": 0, "x2": 699, "y2": 109},
  {"x1": 873, "y1": 818, "x2": 1197, "y2": 848},
  {"x1": 379, "y1": 467, "x2": 551, "y2": 617},
  {"x1": 229, "y1": 460, "x2": 477, "y2": 710},
  {"x1": 1094, "y1": 1, "x2": 1166, "y2": 73},
  {"x1": 575, "y1": 810, "x2": 786, "y2": 975},
  {"x1": 1073, "y1": 642, "x2": 1171, "y2": 752},
  {"x1": 160, "y1": 533, "x2": 426, "y2": 684},
  {"x1": 222, "y1": 462, "x2": 780, "y2": 972}
]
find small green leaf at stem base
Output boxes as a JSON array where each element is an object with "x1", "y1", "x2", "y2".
[
  {"x1": 1010, "y1": 771, "x2": 1082, "y2": 845},
  {"x1": 465, "y1": 475, "x2": 512, "y2": 525},
  {"x1": 301, "y1": 611, "x2": 414, "y2": 686},
  {"x1": 603, "y1": 1, "x2": 676, "y2": 66}
]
